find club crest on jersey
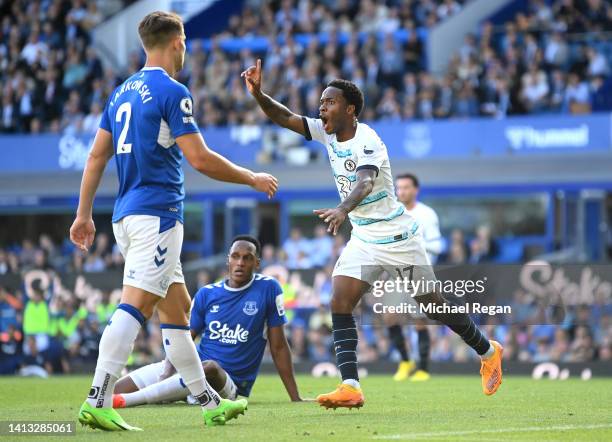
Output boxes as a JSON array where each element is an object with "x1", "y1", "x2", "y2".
[
  {"x1": 243, "y1": 301, "x2": 258, "y2": 316},
  {"x1": 344, "y1": 159, "x2": 356, "y2": 172}
]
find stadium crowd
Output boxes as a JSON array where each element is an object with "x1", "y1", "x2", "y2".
[
  {"x1": 1, "y1": 229, "x2": 611, "y2": 376},
  {"x1": 2, "y1": 0, "x2": 611, "y2": 134},
  {"x1": 0, "y1": 0, "x2": 126, "y2": 134},
  {"x1": 184, "y1": 0, "x2": 612, "y2": 125},
  {"x1": 0, "y1": 223, "x2": 503, "y2": 277}
]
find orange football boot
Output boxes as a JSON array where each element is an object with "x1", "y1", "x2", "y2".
[
  {"x1": 317, "y1": 383, "x2": 365, "y2": 409},
  {"x1": 480, "y1": 340, "x2": 503, "y2": 395}
]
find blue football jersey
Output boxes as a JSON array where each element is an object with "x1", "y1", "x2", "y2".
[
  {"x1": 100, "y1": 67, "x2": 200, "y2": 223},
  {"x1": 190, "y1": 274, "x2": 287, "y2": 397}
]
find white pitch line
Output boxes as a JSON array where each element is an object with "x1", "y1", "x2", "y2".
[{"x1": 374, "y1": 423, "x2": 612, "y2": 440}]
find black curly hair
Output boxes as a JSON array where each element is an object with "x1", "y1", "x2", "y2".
[
  {"x1": 231, "y1": 235, "x2": 261, "y2": 257},
  {"x1": 327, "y1": 79, "x2": 364, "y2": 117}
]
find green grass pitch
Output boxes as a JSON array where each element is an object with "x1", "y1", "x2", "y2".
[{"x1": 1, "y1": 374, "x2": 611, "y2": 441}]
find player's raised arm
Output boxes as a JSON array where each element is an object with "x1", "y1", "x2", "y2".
[
  {"x1": 241, "y1": 59, "x2": 306, "y2": 136},
  {"x1": 69, "y1": 128, "x2": 114, "y2": 252},
  {"x1": 176, "y1": 132, "x2": 278, "y2": 199}
]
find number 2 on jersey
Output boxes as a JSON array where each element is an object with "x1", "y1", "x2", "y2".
[{"x1": 116, "y1": 102, "x2": 132, "y2": 154}]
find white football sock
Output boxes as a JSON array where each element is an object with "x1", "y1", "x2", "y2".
[
  {"x1": 122, "y1": 374, "x2": 188, "y2": 407},
  {"x1": 161, "y1": 327, "x2": 221, "y2": 410},
  {"x1": 219, "y1": 375, "x2": 235, "y2": 399},
  {"x1": 342, "y1": 379, "x2": 361, "y2": 389},
  {"x1": 87, "y1": 308, "x2": 142, "y2": 408},
  {"x1": 481, "y1": 342, "x2": 495, "y2": 360}
]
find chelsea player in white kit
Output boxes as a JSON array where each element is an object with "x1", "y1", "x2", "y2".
[
  {"x1": 389, "y1": 173, "x2": 443, "y2": 382},
  {"x1": 111, "y1": 236, "x2": 303, "y2": 407},
  {"x1": 243, "y1": 59, "x2": 503, "y2": 409},
  {"x1": 69, "y1": 12, "x2": 277, "y2": 430}
]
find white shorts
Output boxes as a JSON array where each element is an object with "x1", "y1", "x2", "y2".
[
  {"x1": 129, "y1": 361, "x2": 238, "y2": 400},
  {"x1": 333, "y1": 233, "x2": 437, "y2": 297},
  {"x1": 112, "y1": 215, "x2": 185, "y2": 298}
]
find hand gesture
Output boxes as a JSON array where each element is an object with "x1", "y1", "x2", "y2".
[
  {"x1": 252, "y1": 172, "x2": 279, "y2": 199},
  {"x1": 69, "y1": 216, "x2": 96, "y2": 252},
  {"x1": 313, "y1": 207, "x2": 347, "y2": 236},
  {"x1": 241, "y1": 58, "x2": 262, "y2": 95}
]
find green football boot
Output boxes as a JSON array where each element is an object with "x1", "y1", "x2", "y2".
[
  {"x1": 78, "y1": 401, "x2": 142, "y2": 431},
  {"x1": 202, "y1": 398, "x2": 248, "y2": 427}
]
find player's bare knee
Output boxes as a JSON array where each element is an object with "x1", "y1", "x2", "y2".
[
  {"x1": 121, "y1": 287, "x2": 160, "y2": 319},
  {"x1": 113, "y1": 376, "x2": 139, "y2": 394},
  {"x1": 202, "y1": 360, "x2": 220, "y2": 378},
  {"x1": 330, "y1": 295, "x2": 353, "y2": 314},
  {"x1": 157, "y1": 283, "x2": 192, "y2": 325}
]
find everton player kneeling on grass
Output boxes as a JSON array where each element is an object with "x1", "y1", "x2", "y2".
[
  {"x1": 242, "y1": 59, "x2": 503, "y2": 410},
  {"x1": 113, "y1": 236, "x2": 304, "y2": 408}
]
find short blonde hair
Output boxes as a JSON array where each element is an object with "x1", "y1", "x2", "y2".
[{"x1": 138, "y1": 11, "x2": 184, "y2": 50}]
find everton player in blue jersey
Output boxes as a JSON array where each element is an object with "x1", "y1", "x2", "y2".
[
  {"x1": 111, "y1": 236, "x2": 303, "y2": 407},
  {"x1": 69, "y1": 12, "x2": 278, "y2": 430}
]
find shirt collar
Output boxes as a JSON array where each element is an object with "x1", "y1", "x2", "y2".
[{"x1": 223, "y1": 274, "x2": 256, "y2": 292}]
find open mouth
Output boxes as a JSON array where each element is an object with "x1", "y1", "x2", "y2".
[{"x1": 320, "y1": 115, "x2": 330, "y2": 132}]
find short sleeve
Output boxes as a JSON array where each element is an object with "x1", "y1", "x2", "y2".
[
  {"x1": 266, "y1": 280, "x2": 288, "y2": 328},
  {"x1": 302, "y1": 117, "x2": 327, "y2": 145},
  {"x1": 189, "y1": 289, "x2": 206, "y2": 334},
  {"x1": 99, "y1": 95, "x2": 112, "y2": 132},
  {"x1": 355, "y1": 128, "x2": 386, "y2": 176},
  {"x1": 164, "y1": 84, "x2": 200, "y2": 138}
]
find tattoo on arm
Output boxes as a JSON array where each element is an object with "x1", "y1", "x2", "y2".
[{"x1": 337, "y1": 169, "x2": 376, "y2": 214}]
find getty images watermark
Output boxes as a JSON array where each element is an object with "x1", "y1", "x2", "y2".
[
  {"x1": 368, "y1": 270, "x2": 510, "y2": 317},
  {"x1": 358, "y1": 263, "x2": 612, "y2": 326}
]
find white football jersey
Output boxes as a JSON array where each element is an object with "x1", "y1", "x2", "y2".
[
  {"x1": 405, "y1": 201, "x2": 443, "y2": 263},
  {"x1": 304, "y1": 118, "x2": 419, "y2": 243}
]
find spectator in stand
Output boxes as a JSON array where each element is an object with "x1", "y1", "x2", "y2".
[
  {"x1": 307, "y1": 305, "x2": 333, "y2": 362},
  {"x1": 521, "y1": 63, "x2": 550, "y2": 113},
  {"x1": 0, "y1": 251, "x2": 8, "y2": 275},
  {"x1": 0, "y1": 324, "x2": 23, "y2": 374},
  {"x1": 20, "y1": 335, "x2": 51, "y2": 377},
  {"x1": 586, "y1": 47, "x2": 609, "y2": 78},
  {"x1": 22, "y1": 285, "x2": 50, "y2": 336},
  {"x1": 82, "y1": 101, "x2": 102, "y2": 135},
  {"x1": 61, "y1": 90, "x2": 84, "y2": 134},
  {"x1": 282, "y1": 227, "x2": 310, "y2": 269},
  {"x1": 468, "y1": 225, "x2": 497, "y2": 263},
  {"x1": 260, "y1": 244, "x2": 279, "y2": 269},
  {"x1": 564, "y1": 72, "x2": 591, "y2": 113},
  {"x1": 0, "y1": 286, "x2": 22, "y2": 332},
  {"x1": 309, "y1": 225, "x2": 333, "y2": 268},
  {"x1": 569, "y1": 325, "x2": 596, "y2": 361},
  {"x1": 96, "y1": 291, "x2": 116, "y2": 326}
]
